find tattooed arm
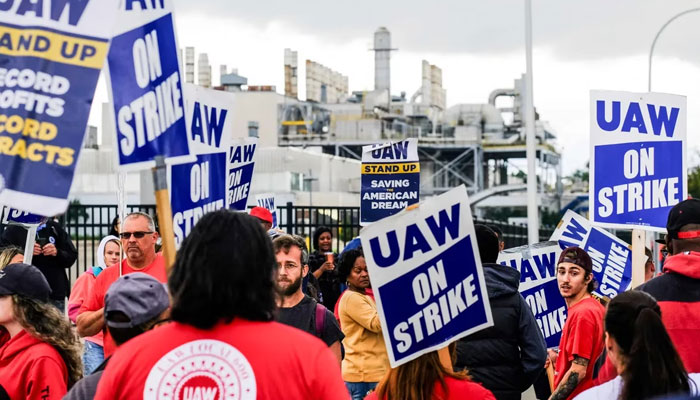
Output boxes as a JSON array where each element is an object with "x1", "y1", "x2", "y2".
[{"x1": 549, "y1": 356, "x2": 589, "y2": 400}]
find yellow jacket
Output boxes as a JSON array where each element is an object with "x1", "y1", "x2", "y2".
[{"x1": 339, "y1": 290, "x2": 389, "y2": 382}]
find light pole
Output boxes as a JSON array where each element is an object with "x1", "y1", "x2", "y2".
[
  {"x1": 648, "y1": 8, "x2": 700, "y2": 91},
  {"x1": 524, "y1": 0, "x2": 539, "y2": 244}
]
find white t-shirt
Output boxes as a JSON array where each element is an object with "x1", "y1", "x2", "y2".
[{"x1": 574, "y1": 373, "x2": 700, "y2": 400}]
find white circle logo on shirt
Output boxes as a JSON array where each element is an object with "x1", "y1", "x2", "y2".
[{"x1": 143, "y1": 339, "x2": 256, "y2": 400}]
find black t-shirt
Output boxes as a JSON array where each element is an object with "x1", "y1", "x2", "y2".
[{"x1": 276, "y1": 295, "x2": 344, "y2": 347}]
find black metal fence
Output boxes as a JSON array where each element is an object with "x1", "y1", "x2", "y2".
[
  {"x1": 1, "y1": 203, "x2": 555, "y2": 283},
  {"x1": 275, "y1": 202, "x2": 555, "y2": 252}
]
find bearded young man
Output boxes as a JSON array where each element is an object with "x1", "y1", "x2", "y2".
[
  {"x1": 273, "y1": 234, "x2": 344, "y2": 363},
  {"x1": 547, "y1": 247, "x2": 605, "y2": 400}
]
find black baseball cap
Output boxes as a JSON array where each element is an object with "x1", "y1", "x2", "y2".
[
  {"x1": 558, "y1": 246, "x2": 593, "y2": 274},
  {"x1": 666, "y1": 199, "x2": 700, "y2": 240},
  {"x1": 0, "y1": 263, "x2": 52, "y2": 302},
  {"x1": 104, "y1": 272, "x2": 170, "y2": 329}
]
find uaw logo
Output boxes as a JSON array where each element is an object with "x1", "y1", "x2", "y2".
[{"x1": 144, "y1": 340, "x2": 256, "y2": 400}]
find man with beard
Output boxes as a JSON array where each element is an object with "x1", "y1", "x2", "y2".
[
  {"x1": 547, "y1": 247, "x2": 605, "y2": 400},
  {"x1": 273, "y1": 234, "x2": 344, "y2": 363},
  {"x1": 76, "y1": 212, "x2": 166, "y2": 358}
]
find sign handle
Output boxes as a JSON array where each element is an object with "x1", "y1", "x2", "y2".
[
  {"x1": 22, "y1": 224, "x2": 38, "y2": 265},
  {"x1": 546, "y1": 362, "x2": 555, "y2": 391},
  {"x1": 152, "y1": 156, "x2": 176, "y2": 272},
  {"x1": 631, "y1": 229, "x2": 646, "y2": 289}
]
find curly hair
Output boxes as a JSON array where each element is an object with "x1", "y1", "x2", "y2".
[
  {"x1": 12, "y1": 295, "x2": 83, "y2": 387},
  {"x1": 338, "y1": 247, "x2": 364, "y2": 282}
]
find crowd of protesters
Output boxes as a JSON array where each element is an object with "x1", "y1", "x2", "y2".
[{"x1": 0, "y1": 198, "x2": 698, "y2": 399}]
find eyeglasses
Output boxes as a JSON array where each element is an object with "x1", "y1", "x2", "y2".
[{"x1": 119, "y1": 231, "x2": 153, "y2": 239}]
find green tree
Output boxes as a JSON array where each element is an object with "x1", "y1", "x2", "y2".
[
  {"x1": 67, "y1": 199, "x2": 89, "y2": 223},
  {"x1": 689, "y1": 166, "x2": 700, "y2": 198}
]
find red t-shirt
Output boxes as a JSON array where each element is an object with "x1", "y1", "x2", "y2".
[
  {"x1": 79, "y1": 253, "x2": 166, "y2": 357},
  {"x1": 553, "y1": 297, "x2": 605, "y2": 400},
  {"x1": 94, "y1": 319, "x2": 349, "y2": 400},
  {"x1": 0, "y1": 330, "x2": 68, "y2": 400},
  {"x1": 364, "y1": 376, "x2": 496, "y2": 400}
]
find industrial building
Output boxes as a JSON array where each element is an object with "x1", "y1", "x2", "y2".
[
  {"x1": 277, "y1": 27, "x2": 563, "y2": 220},
  {"x1": 69, "y1": 27, "x2": 565, "y2": 220}
]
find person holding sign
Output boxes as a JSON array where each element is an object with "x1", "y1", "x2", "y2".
[
  {"x1": 76, "y1": 213, "x2": 166, "y2": 358},
  {"x1": 548, "y1": 247, "x2": 605, "y2": 400},
  {"x1": 365, "y1": 345, "x2": 496, "y2": 400},
  {"x1": 456, "y1": 225, "x2": 546, "y2": 400},
  {"x1": 574, "y1": 291, "x2": 699, "y2": 400},
  {"x1": 0, "y1": 217, "x2": 78, "y2": 311},
  {"x1": 337, "y1": 248, "x2": 389, "y2": 400}
]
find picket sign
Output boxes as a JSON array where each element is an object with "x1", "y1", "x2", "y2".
[
  {"x1": 551, "y1": 210, "x2": 633, "y2": 298},
  {"x1": 360, "y1": 139, "x2": 420, "y2": 225},
  {"x1": 170, "y1": 85, "x2": 237, "y2": 248},
  {"x1": 0, "y1": 1, "x2": 117, "y2": 216},
  {"x1": 255, "y1": 194, "x2": 279, "y2": 228},
  {"x1": 106, "y1": 0, "x2": 192, "y2": 172},
  {"x1": 589, "y1": 90, "x2": 686, "y2": 287},
  {"x1": 105, "y1": 0, "x2": 195, "y2": 269},
  {"x1": 498, "y1": 242, "x2": 566, "y2": 348},
  {"x1": 360, "y1": 185, "x2": 493, "y2": 368},
  {"x1": 0, "y1": 207, "x2": 51, "y2": 265}
]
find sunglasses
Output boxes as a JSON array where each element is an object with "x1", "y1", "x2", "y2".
[{"x1": 119, "y1": 231, "x2": 154, "y2": 239}]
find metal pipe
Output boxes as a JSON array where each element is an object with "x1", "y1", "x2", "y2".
[
  {"x1": 648, "y1": 8, "x2": 700, "y2": 92},
  {"x1": 488, "y1": 89, "x2": 517, "y2": 106}
]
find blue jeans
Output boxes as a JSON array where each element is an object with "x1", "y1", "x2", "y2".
[
  {"x1": 82, "y1": 340, "x2": 104, "y2": 375},
  {"x1": 345, "y1": 382, "x2": 377, "y2": 400}
]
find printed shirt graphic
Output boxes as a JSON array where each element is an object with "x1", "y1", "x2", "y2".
[
  {"x1": 93, "y1": 320, "x2": 349, "y2": 400},
  {"x1": 143, "y1": 339, "x2": 256, "y2": 399}
]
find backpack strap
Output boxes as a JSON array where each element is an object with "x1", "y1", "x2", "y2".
[{"x1": 315, "y1": 303, "x2": 326, "y2": 338}]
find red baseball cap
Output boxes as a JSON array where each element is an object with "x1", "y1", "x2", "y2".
[{"x1": 250, "y1": 206, "x2": 273, "y2": 224}]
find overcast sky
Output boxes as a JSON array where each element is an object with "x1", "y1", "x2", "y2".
[{"x1": 90, "y1": 0, "x2": 700, "y2": 174}]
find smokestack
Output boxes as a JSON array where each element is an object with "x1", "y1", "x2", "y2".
[{"x1": 372, "y1": 27, "x2": 393, "y2": 94}]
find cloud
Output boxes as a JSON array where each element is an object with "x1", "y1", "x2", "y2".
[{"x1": 174, "y1": 0, "x2": 700, "y2": 63}]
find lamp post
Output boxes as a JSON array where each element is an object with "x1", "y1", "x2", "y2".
[
  {"x1": 648, "y1": 8, "x2": 700, "y2": 91},
  {"x1": 524, "y1": 0, "x2": 539, "y2": 244}
]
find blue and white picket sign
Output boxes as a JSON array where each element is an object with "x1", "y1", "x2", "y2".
[
  {"x1": 169, "y1": 85, "x2": 235, "y2": 247},
  {"x1": 550, "y1": 210, "x2": 632, "y2": 298},
  {"x1": 360, "y1": 185, "x2": 493, "y2": 368},
  {"x1": 590, "y1": 90, "x2": 686, "y2": 231},
  {"x1": 227, "y1": 138, "x2": 257, "y2": 211},
  {"x1": 255, "y1": 193, "x2": 278, "y2": 228},
  {"x1": 0, "y1": 207, "x2": 48, "y2": 226},
  {"x1": 520, "y1": 278, "x2": 567, "y2": 348},
  {"x1": 361, "y1": 138, "x2": 420, "y2": 225},
  {"x1": 106, "y1": 0, "x2": 191, "y2": 171},
  {"x1": 498, "y1": 242, "x2": 566, "y2": 347},
  {"x1": 498, "y1": 241, "x2": 561, "y2": 284},
  {"x1": 0, "y1": 1, "x2": 116, "y2": 216}
]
